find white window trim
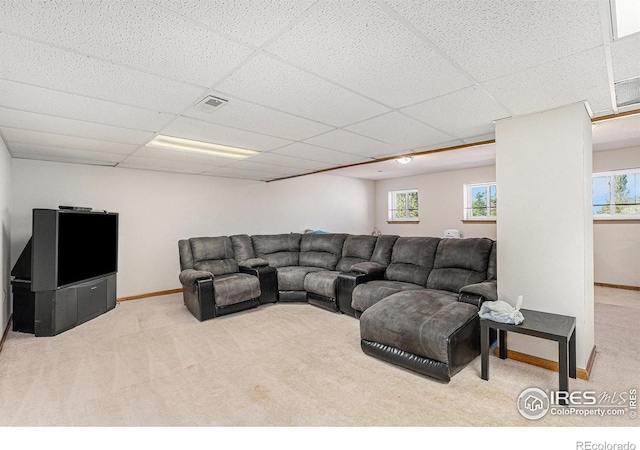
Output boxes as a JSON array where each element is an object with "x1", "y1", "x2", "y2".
[
  {"x1": 388, "y1": 189, "x2": 419, "y2": 222},
  {"x1": 464, "y1": 182, "x2": 497, "y2": 221},
  {"x1": 592, "y1": 168, "x2": 640, "y2": 220}
]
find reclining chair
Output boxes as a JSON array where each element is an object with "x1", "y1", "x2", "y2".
[{"x1": 178, "y1": 236, "x2": 261, "y2": 321}]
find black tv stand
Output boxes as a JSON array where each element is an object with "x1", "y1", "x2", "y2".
[{"x1": 11, "y1": 274, "x2": 117, "y2": 336}]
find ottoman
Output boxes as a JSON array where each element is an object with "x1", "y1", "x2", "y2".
[{"x1": 359, "y1": 290, "x2": 481, "y2": 382}]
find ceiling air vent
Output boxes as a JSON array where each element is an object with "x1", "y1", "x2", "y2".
[
  {"x1": 614, "y1": 77, "x2": 640, "y2": 107},
  {"x1": 193, "y1": 95, "x2": 228, "y2": 113}
]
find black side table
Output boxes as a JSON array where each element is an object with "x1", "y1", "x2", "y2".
[{"x1": 480, "y1": 308, "x2": 577, "y2": 400}]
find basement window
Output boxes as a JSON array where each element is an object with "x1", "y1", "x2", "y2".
[
  {"x1": 388, "y1": 189, "x2": 419, "y2": 223},
  {"x1": 593, "y1": 169, "x2": 640, "y2": 218},
  {"x1": 464, "y1": 182, "x2": 497, "y2": 221}
]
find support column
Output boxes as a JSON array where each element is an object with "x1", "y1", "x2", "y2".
[{"x1": 495, "y1": 102, "x2": 594, "y2": 370}]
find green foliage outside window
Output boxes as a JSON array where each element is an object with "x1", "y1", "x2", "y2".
[{"x1": 593, "y1": 171, "x2": 640, "y2": 216}]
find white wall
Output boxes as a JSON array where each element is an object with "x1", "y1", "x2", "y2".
[
  {"x1": 373, "y1": 146, "x2": 640, "y2": 288},
  {"x1": 374, "y1": 165, "x2": 496, "y2": 239},
  {"x1": 496, "y1": 103, "x2": 594, "y2": 369},
  {"x1": 593, "y1": 146, "x2": 640, "y2": 287},
  {"x1": 11, "y1": 160, "x2": 375, "y2": 298},
  {"x1": 0, "y1": 137, "x2": 11, "y2": 335}
]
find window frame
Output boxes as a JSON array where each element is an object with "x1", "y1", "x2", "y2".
[
  {"x1": 464, "y1": 182, "x2": 497, "y2": 221},
  {"x1": 592, "y1": 168, "x2": 640, "y2": 220},
  {"x1": 388, "y1": 188, "x2": 419, "y2": 222}
]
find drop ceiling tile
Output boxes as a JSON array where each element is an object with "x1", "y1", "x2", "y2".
[
  {"x1": 0, "y1": 107, "x2": 154, "y2": 145},
  {"x1": 183, "y1": 95, "x2": 333, "y2": 141},
  {"x1": 225, "y1": 161, "x2": 294, "y2": 175},
  {"x1": 117, "y1": 155, "x2": 209, "y2": 175},
  {"x1": 386, "y1": 0, "x2": 603, "y2": 82},
  {"x1": 272, "y1": 142, "x2": 368, "y2": 165},
  {"x1": 0, "y1": 1, "x2": 253, "y2": 87},
  {"x1": 0, "y1": 80, "x2": 175, "y2": 131},
  {"x1": 304, "y1": 129, "x2": 403, "y2": 158},
  {"x1": 610, "y1": 33, "x2": 640, "y2": 82},
  {"x1": 345, "y1": 112, "x2": 455, "y2": 148},
  {"x1": 0, "y1": 34, "x2": 203, "y2": 113},
  {"x1": 410, "y1": 139, "x2": 467, "y2": 154},
  {"x1": 462, "y1": 134, "x2": 496, "y2": 145},
  {"x1": 8, "y1": 142, "x2": 124, "y2": 165},
  {"x1": 161, "y1": 116, "x2": 293, "y2": 151},
  {"x1": 149, "y1": 0, "x2": 317, "y2": 47},
  {"x1": 1, "y1": 128, "x2": 138, "y2": 155},
  {"x1": 266, "y1": 1, "x2": 472, "y2": 108},
  {"x1": 242, "y1": 153, "x2": 329, "y2": 171},
  {"x1": 202, "y1": 166, "x2": 287, "y2": 181},
  {"x1": 401, "y1": 86, "x2": 510, "y2": 139},
  {"x1": 215, "y1": 53, "x2": 390, "y2": 127},
  {"x1": 482, "y1": 47, "x2": 612, "y2": 116}
]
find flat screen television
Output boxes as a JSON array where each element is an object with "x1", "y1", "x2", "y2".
[{"x1": 13, "y1": 209, "x2": 119, "y2": 291}]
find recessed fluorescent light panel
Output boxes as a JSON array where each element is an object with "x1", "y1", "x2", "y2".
[
  {"x1": 146, "y1": 135, "x2": 260, "y2": 159},
  {"x1": 611, "y1": 0, "x2": 640, "y2": 39}
]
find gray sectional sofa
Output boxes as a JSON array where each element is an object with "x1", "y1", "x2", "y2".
[{"x1": 178, "y1": 232, "x2": 497, "y2": 382}]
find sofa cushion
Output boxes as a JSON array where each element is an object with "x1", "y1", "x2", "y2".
[
  {"x1": 385, "y1": 237, "x2": 441, "y2": 285},
  {"x1": 335, "y1": 234, "x2": 378, "y2": 272},
  {"x1": 189, "y1": 236, "x2": 238, "y2": 276},
  {"x1": 299, "y1": 233, "x2": 348, "y2": 270},
  {"x1": 252, "y1": 233, "x2": 301, "y2": 268},
  {"x1": 277, "y1": 266, "x2": 324, "y2": 291},
  {"x1": 214, "y1": 273, "x2": 261, "y2": 307},
  {"x1": 359, "y1": 290, "x2": 476, "y2": 364},
  {"x1": 351, "y1": 280, "x2": 425, "y2": 313},
  {"x1": 194, "y1": 259, "x2": 239, "y2": 276},
  {"x1": 190, "y1": 236, "x2": 235, "y2": 261},
  {"x1": 303, "y1": 271, "x2": 340, "y2": 298},
  {"x1": 370, "y1": 235, "x2": 400, "y2": 266},
  {"x1": 427, "y1": 238, "x2": 494, "y2": 292},
  {"x1": 230, "y1": 234, "x2": 256, "y2": 261}
]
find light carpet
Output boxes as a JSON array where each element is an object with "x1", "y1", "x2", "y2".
[{"x1": 0, "y1": 287, "x2": 638, "y2": 430}]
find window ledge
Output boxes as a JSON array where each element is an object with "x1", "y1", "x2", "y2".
[
  {"x1": 594, "y1": 218, "x2": 640, "y2": 224},
  {"x1": 462, "y1": 219, "x2": 496, "y2": 224},
  {"x1": 387, "y1": 221, "x2": 420, "y2": 224}
]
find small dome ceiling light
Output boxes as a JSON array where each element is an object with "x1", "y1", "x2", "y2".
[{"x1": 396, "y1": 156, "x2": 413, "y2": 165}]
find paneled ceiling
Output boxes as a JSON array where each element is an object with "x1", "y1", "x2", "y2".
[{"x1": 0, "y1": 0, "x2": 639, "y2": 182}]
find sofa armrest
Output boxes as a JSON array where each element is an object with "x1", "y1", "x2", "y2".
[
  {"x1": 458, "y1": 280, "x2": 498, "y2": 308},
  {"x1": 239, "y1": 265, "x2": 278, "y2": 304},
  {"x1": 179, "y1": 269, "x2": 213, "y2": 287},
  {"x1": 336, "y1": 270, "x2": 385, "y2": 316},
  {"x1": 350, "y1": 261, "x2": 386, "y2": 275},
  {"x1": 238, "y1": 258, "x2": 269, "y2": 269}
]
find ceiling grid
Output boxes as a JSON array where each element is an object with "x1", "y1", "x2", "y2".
[{"x1": 0, "y1": 0, "x2": 638, "y2": 181}]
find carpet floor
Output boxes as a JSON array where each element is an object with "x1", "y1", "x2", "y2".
[{"x1": 0, "y1": 286, "x2": 638, "y2": 435}]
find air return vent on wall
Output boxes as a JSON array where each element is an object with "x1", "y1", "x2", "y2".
[
  {"x1": 193, "y1": 95, "x2": 228, "y2": 113},
  {"x1": 614, "y1": 76, "x2": 640, "y2": 107}
]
